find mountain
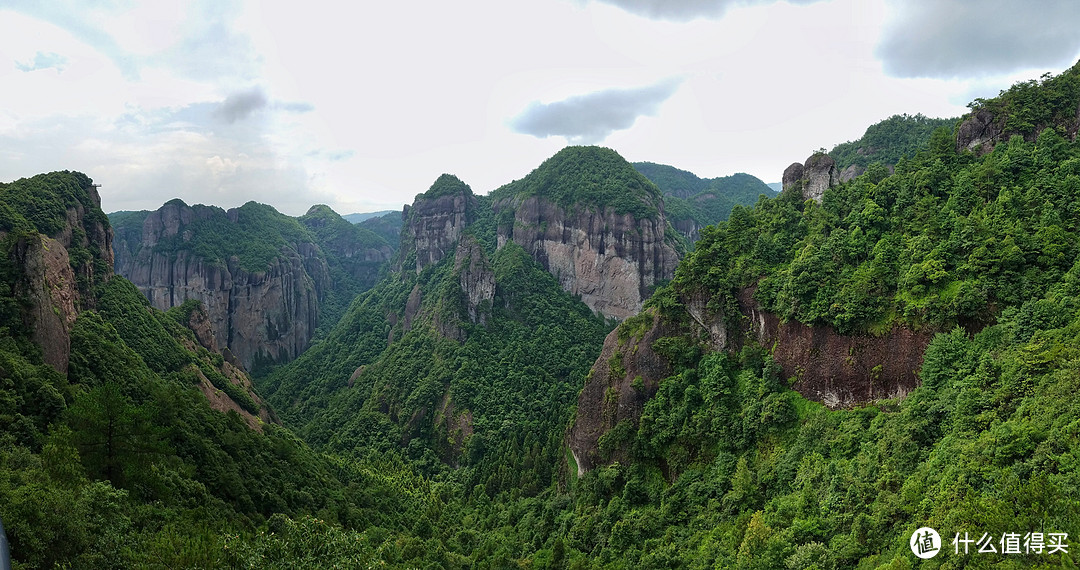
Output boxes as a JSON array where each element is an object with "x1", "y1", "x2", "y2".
[
  {"x1": 7, "y1": 60, "x2": 1080, "y2": 569},
  {"x1": 633, "y1": 162, "x2": 777, "y2": 242},
  {"x1": 566, "y1": 61, "x2": 1080, "y2": 567},
  {"x1": 1, "y1": 172, "x2": 419, "y2": 568},
  {"x1": 491, "y1": 147, "x2": 682, "y2": 319},
  {"x1": 828, "y1": 113, "x2": 958, "y2": 180},
  {"x1": 343, "y1": 209, "x2": 397, "y2": 224},
  {"x1": 110, "y1": 201, "x2": 392, "y2": 372},
  {"x1": 357, "y1": 209, "x2": 404, "y2": 248}
]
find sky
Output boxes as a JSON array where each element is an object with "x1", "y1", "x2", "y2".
[{"x1": 2, "y1": 0, "x2": 1080, "y2": 216}]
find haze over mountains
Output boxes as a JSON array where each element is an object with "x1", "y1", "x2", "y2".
[{"x1": 2, "y1": 60, "x2": 1080, "y2": 568}]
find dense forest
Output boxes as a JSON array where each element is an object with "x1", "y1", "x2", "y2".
[{"x1": 2, "y1": 61, "x2": 1080, "y2": 569}]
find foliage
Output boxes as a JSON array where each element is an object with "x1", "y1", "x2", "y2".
[
  {"x1": 492, "y1": 146, "x2": 664, "y2": 219},
  {"x1": 829, "y1": 113, "x2": 959, "y2": 170},
  {"x1": 635, "y1": 162, "x2": 778, "y2": 226}
]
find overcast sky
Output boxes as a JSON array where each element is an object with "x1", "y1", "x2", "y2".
[{"x1": 2, "y1": 0, "x2": 1079, "y2": 216}]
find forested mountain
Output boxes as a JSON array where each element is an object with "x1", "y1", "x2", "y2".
[
  {"x1": 109, "y1": 201, "x2": 393, "y2": 371},
  {"x1": 4, "y1": 60, "x2": 1080, "y2": 569},
  {"x1": 829, "y1": 113, "x2": 958, "y2": 174},
  {"x1": 632, "y1": 162, "x2": 777, "y2": 242}
]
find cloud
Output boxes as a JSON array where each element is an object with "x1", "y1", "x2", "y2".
[
  {"x1": 214, "y1": 87, "x2": 268, "y2": 124},
  {"x1": 877, "y1": 0, "x2": 1080, "y2": 78},
  {"x1": 15, "y1": 51, "x2": 67, "y2": 72},
  {"x1": 510, "y1": 79, "x2": 682, "y2": 144},
  {"x1": 586, "y1": 0, "x2": 820, "y2": 22}
]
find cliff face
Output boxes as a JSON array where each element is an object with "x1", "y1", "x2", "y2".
[
  {"x1": 783, "y1": 153, "x2": 840, "y2": 202},
  {"x1": 397, "y1": 183, "x2": 476, "y2": 274},
  {"x1": 494, "y1": 196, "x2": 679, "y2": 320},
  {"x1": 5, "y1": 178, "x2": 113, "y2": 373},
  {"x1": 695, "y1": 289, "x2": 932, "y2": 407},
  {"x1": 117, "y1": 201, "x2": 330, "y2": 371},
  {"x1": 570, "y1": 288, "x2": 934, "y2": 473},
  {"x1": 568, "y1": 309, "x2": 676, "y2": 474}
]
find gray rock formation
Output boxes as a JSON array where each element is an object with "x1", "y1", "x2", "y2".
[
  {"x1": 117, "y1": 201, "x2": 331, "y2": 371},
  {"x1": 840, "y1": 164, "x2": 866, "y2": 182},
  {"x1": 955, "y1": 108, "x2": 1003, "y2": 154},
  {"x1": 454, "y1": 235, "x2": 494, "y2": 325},
  {"x1": 781, "y1": 154, "x2": 840, "y2": 202},
  {"x1": 493, "y1": 195, "x2": 679, "y2": 320},
  {"x1": 398, "y1": 188, "x2": 476, "y2": 274}
]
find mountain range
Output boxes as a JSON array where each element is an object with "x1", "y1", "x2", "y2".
[{"x1": 2, "y1": 60, "x2": 1079, "y2": 568}]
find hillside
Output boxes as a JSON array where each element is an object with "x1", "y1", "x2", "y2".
[
  {"x1": 4, "y1": 60, "x2": 1080, "y2": 569},
  {"x1": 632, "y1": 162, "x2": 777, "y2": 242},
  {"x1": 109, "y1": 201, "x2": 393, "y2": 371},
  {"x1": 1, "y1": 172, "x2": 437, "y2": 568}
]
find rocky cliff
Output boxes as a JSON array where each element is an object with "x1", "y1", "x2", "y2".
[
  {"x1": 492, "y1": 147, "x2": 680, "y2": 320},
  {"x1": 782, "y1": 153, "x2": 840, "y2": 202},
  {"x1": 396, "y1": 174, "x2": 477, "y2": 274},
  {"x1": 115, "y1": 200, "x2": 333, "y2": 371},
  {"x1": 570, "y1": 287, "x2": 934, "y2": 473},
  {"x1": 2, "y1": 173, "x2": 113, "y2": 373},
  {"x1": 568, "y1": 309, "x2": 679, "y2": 473},
  {"x1": 686, "y1": 288, "x2": 932, "y2": 407}
]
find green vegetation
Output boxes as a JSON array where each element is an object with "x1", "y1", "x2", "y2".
[
  {"x1": 421, "y1": 173, "x2": 474, "y2": 200},
  {"x1": 6, "y1": 61, "x2": 1080, "y2": 568},
  {"x1": 678, "y1": 125, "x2": 1080, "y2": 335},
  {"x1": 147, "y1": 200, "x2": 313, "y2": 273},
  {"x1": 633, "y1": 163, "x2": 777, "y2": 241},
  {"x1": 493, "y1": 146, "x2": 664, "y2": 219},
  {"x1": 358, "y1": 210, "x2": 404, "y2": 249},
  {"x1": 968, "y1": 60, "x2": 1080, "y2": 142},
  {"x1": 829, "y1": 113, "x2": 959, "y2": 170}
]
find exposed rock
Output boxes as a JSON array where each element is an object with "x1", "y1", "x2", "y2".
[
  {"x1": 494, "y1": 196, "x2": 679, "y2": 320},
  {"x1": 781, "y1": 162, "x2": 804, "y2": 194},
  {"x1": 118, "y1": 201, "x2": 330, "y2": 371},
  {"x1": 782, "y1": 155, "x2": 840, "y2": 202},
  {"x1": 839, "y1": 164, "x2": 866, "y2": 182},
  {"x1": 802, "y1": 153, "x2": 840, "y2": 202},
  {"x1": 955, "y1": 108, "x2": 1002, "y2": 155},
  {"x1": 397, "y1": 183, "x2": 476, "y2": 274},
  {"x1": 728, "y1": 287, "x2": 930, "y2": 407},
  {"x1": 454, "y1": 235, "x2": 494, "y2": 325},
  {"x1": 568, "y1": 309, "x2": 677, "y2": 474},
  {"x1": 12, "y1": 235, "x2": 79, "y2": 373},
  {"x1": 670, "y1": 217, "x2": 701, "y2": 244}
]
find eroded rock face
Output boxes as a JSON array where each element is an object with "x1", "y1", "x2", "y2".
[
  {"x1": 6, "y1": 181, "x2": 114, "y2": 373},
  {"x1": 11, "y1": 235, "x2": 79, "y2": 373},
  {"x1": 568, "y1": 310, "x2": 675, "y2": 474},
  {"x1": 399, "y1": 191, "x2": 476, "y2": 274},
  {"x1": 118, "y1": 201, "x2": 329, "y2": 371},
  {"x1": 782, "y1": 155, "x2": 840, "y2": 202},
  {"x1": 570, "y1": 287, "x2": 935, "y2": 473},
  {"x1": 494, "y1": 196, "x2": 679, "y2": 320},
  {"x1": 955, "y1": 108, "x2": 1003, "y2": 155},
  {"x1": 840, "y1": 164, "x2": 866, "y2": 183},
  {"x1": 781, "y1": 162, "x2": 804, "y2": 193},
  {"x1": 802, "y1": 154, "x2": 840, "y2": 202},
  {"x1": 454, "y1": 235, "x2": 494, "y2": 325}
]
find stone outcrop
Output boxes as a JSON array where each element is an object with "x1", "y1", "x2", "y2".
[
  {"x1": 6, "y1": 178, "x2": 113, "y2": 373},
  {"x1": 397, "y1": 179, "x2": 476, "y2": 274},
  {"x1": 493, "y1": 196, "x2": 679, "y2": 320},
  {"x1": 117, "y1": 201, "x2": 330, "y2": 371},
  {"x1": 568, "y1": 309, "x2": 677, "y2": 474},
  {"x1": 782, "y1": 154, "x2": 840, "y2": 202},
  {"x1": 11, "y1": 235, "x2": 79, "y2": 373},
  {"x1": 454, "y1": 235, "x2": 494, "y2": 326},
  {"x1": 839, "y1": 164, "x2": 866, "y2": 182},
  {"x1": 570, "y1": 287, "x2": 934, "y2": 473},
  {"x1": 955, "y1": 108, "x2": 1003, "y2": 155}
]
